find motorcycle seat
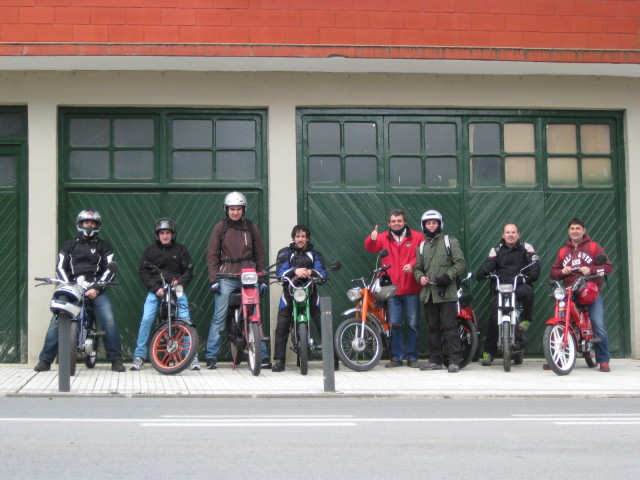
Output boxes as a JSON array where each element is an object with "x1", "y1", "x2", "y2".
[{"x1": 228, "y1": 291, "x2": 242, "y2": 308}]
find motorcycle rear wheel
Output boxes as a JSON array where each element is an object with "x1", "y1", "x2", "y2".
[
  {"x1": 149, "y1": 322, "x2": 198, "y2": 375},
  {"x1": 298, "y1": 322, "x2": 309, "y2": 376},
  {"x1": 502, "y1": 323, "x2": 511, "y2": 372},
  {"x1": 69, "y1": 320, "x2": 79, "y2": 377},
  {"x1": 583, "y1": 348, "x2": 597, "y2": 368},
  {"x1": 334, "y1": 316, "x2": 383, "y2": 372},
  {"x1": 543, "y1": 324, "x2": 577, "y2": 375},
  {"x1": 443, "y1": 317, "x2": 478, "y2": 369},
  {"x1": 247, "y1": 322, "x2": 261, "y2": 376},
  {"x1": 84, "y1": 333, "x2": 98, "y2": 369}
]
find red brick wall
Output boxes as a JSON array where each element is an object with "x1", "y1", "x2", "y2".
[{"x1": 0, "y1": 0, "x2": 638, "y2": 62}]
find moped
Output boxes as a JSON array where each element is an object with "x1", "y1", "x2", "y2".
[
  {"x1": 277, "y1": 255, "x2": 341, "y2": 375},
  {"x1": 488, "y1": 256, "x2": 539, "y2": 372},
  {"x1": 543, "y1": 255, "x2": 607, "y2": 375},
  {"x1": 34, "y1": 262, "x2": 118, "y2": 377},
  {"x1": 334, "y1": 249, "x2": 395, "y2": 372},
  {"x1": 442, "y1": 272, "x2": 479, "y2": 369},
  {"x1": 145, "y1": 264, "x2": 198, "y2": 375}
]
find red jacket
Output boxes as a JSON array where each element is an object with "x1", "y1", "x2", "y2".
[
  {"x1": 550, "y1": 234, "x2": 613, "y2": 293},
  {"x1": 364, "y1": 228, "x2": 423, "y2": 296}
]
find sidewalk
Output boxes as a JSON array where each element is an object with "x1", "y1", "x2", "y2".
[{"x1": 2, "y1": 358, "x2": 639, "y2": 398}]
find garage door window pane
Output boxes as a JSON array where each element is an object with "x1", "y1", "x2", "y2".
[
  {"x1": 505, "y1": 156, "x2": 535, "y2": 187},
  {"x1": 346, "y1": 156, "x2": 376, "y2": 186},
  {"x1": 426, "y1": 157, "x2": 457, "y2": 188},
  {"x1": 504, "y1": 123, "x2": 534, "y2": 153},
  {"x1": 345, "y1": 123, "x2": 376, "y2": 154},
  {"x1": 471, "y1": 156, "x2": 501, "y2": 186},
  {"x1": 114, "y1": 151, "x2": 154, "y2": 179},
  {"x1": 217, "y1": 151, "x2": 255, "y2": 179},
  {"x1": 0, "y1": 155, "x2": 16, "y2": 186},
  {"x1": 547, "y1": 124, "x2": 577, "y2": 154},
  {"x1": 173, "y1": 120, "x2": 212, "y2": 149},
  {"x1": 390, "y1": 156, "x2": 421, "y2": 187},
  {"x1": 425, "y1": 123, "x2": 456, "y2": 154},
  {"x1": 548, "y1": 157, "x2": 578, "y2": 187},
  {"x1": 469, "y1": 123, "x2": 500, "y2": 153},
  {"x1": 70, "y1": 119, "x2": 110, "y2": 147},
  {"x1": 114, "y1": 119, "x2": 154, "y2": 147},
  {"x1": 173, "y1": 151, "x2": 212, "y2": 179},
  {"x1": 216, "y1": 120, "x2": 255, "y2": 148},
  {"x1": 0, "y1": 113, "x2": 22, "y2": 137},
  {"x1": 581, "y1": 125, "x2": 611, "y2": 154},
  {"x1": 308, "y1": 122, "x2": 340, "y2": 154},
  {"x1": 309, "y1": 156, "x2": 340, "y2": 186},
  {"x1": 70, "y1": 151, "x2": 109, "y2": 179},
  {"x1": 582, "y1": 157, "x2": 612, "y2": 187},
  {"x1": 389, "y1": 123, "x2": 420, "y2": 154}
]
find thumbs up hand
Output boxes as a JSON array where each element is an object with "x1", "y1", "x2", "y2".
[{"x1": 371, "y1": 225, "x2": 379, "y2": 241}]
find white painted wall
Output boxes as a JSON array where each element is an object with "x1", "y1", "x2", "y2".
[{"x1": 1, "y1": 70, "x2": 637, "y2": 361}]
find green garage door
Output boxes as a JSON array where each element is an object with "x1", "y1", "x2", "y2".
[
  {"x1": 298, "y1": 109, "x2": 628, "y2": 357},
  {"x1": 0, "y1": 109, "x2": 27, "y2": 362},
  {"x1": 59, "y1": 109, "x2": 267, "y2": 360}
]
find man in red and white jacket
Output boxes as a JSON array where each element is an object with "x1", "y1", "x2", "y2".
[{"x1": 364, "y1": 209, "x2": 424, "y2": 368}]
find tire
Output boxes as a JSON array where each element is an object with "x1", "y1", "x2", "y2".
[
  {"x1": 543, "y1": 324, "x2": 577, "y2": 376},
  {"x1": 513, "y1": 350, "x2": 524, "y2": 365},
  {"x1": 84, "y1": 332, "x2": 98, "y2": 369},
  {"x1": 247, "y1": 321, "x2": 261, "y2": 376},
  {"x1": 334, "y1": 316, "x2": 383, "y2": 372},
  {"x1": 69, "y1": 320, "x2": 79, "y2": 377},
  {"x1": 583, "y1": 348, "x2": 597, "y2": 368},
  {"x1": 298, "y1": 323, "x2": 309, "y2": 376},
  {"x1": 443, "y1": 317, "x2": 478, "y2": 369},
  {"x1": 149, "y1": 322, "x2": 198, "y2": 375},
  {"x1": 501, "y1": 322, "x2": 511, "y2": 372}
]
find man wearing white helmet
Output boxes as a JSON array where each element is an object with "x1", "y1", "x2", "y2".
[
  {"x1": 205, "y1": 192, "x2": 270, "y2": 370},
  {"x1": 414, "y1": 210, "x2": 466, "y2": 373}
]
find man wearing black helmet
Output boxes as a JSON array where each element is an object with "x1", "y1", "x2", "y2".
[
  {"x1": 206, "y1": 191, "x2": 270, "y2": 370},
  {"x1": 34, "y1": 209, "x2": 125, "y2": 372},
  {"x1": 130, "y1": 218, "x2": 197, "y2": 371}
]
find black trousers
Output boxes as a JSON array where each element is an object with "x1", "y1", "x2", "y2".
[
  {"x1": 483, "y1": 284, "x2": 534, "y2": 356},
  {"x1": 424, "y1": 299, "x2": 460, "y2": 365}
]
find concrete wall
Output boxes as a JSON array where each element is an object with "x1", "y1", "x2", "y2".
[{"x1": 1, "y1": 70, "x2": 637, "y2": 360}]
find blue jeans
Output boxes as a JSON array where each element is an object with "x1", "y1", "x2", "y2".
[
  {"x1": 206, "y1": 278, "x2": 269, "y2": 361},
  {"x1": 39, "y1": 292, "x2": 122, "y2": 363},
  {"x1": 386, "y1": 294, "x2": 420, "y2": 361},
  {"x1": 588, "y1": 293, "x2": 610, "y2": 364},
  {"x1": 133, "y1": 291, "x2": 190, "y2": 359}
]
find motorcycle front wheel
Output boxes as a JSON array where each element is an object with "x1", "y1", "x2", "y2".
[
  {"x1": 149, "y1": 322, "x2": 198, "y2": 375},
  {"x1": 502, "y1": 323, "x2": 511, "y2": 372},
  {"x1": 298, "y1": 322, "x2": 309, "y2": 375},
  {"x1": 443, "y1": 317, "x2": 478, "y2": 369},
  {"x1": 247, "y1": 321, "x2": 261, "y2": 376},
  {"x1": 543, "y1": 323, "x2": 577, "y2": 375},
  {"x1": 334, "y1": 316, "x2": 383, "y2": 372}
]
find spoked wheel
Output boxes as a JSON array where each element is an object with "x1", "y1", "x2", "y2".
[
  {"x1": 501, "y1": 323, "x2": 511, "y2": 372},
  {"x1": 583, "y1": 347, "x2": 597, "y2": 368},
  {"x1": 543, "y1": 324, "x2": 577, "y2": 375},
  {"x1": 247, "y1": 321, "x2": 261, "y2": 376},
  {"x1": 443, "y1": 317, "x2": 478, "y2": 369},
  {"x1": 84, "y1": 332, "x2": 98, "y2": 369},
  {"x1": 69, "y1": 320, "x2": 79, "y2": 377},
  {"x1": 149, "y1": 321, "x2": 198, "y2": 375},
  {"x1": 334, "y1": 316, "x2": 383, "y2": 372},
  {"x1": 298, "y1": 323, "x2": 309, "y2": 376}
]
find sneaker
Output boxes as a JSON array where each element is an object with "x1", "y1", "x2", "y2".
[
  {"x1": 520, "y1": 320, "x2": 531, "y2": 331},
  {"x1": 206, "y1": 359, "x2": 217, "y2": 370},
  {"x1": 385, "y1": 359, "x2": 403, "y2": 368},
  {"x1": 407, "y1": 359, "x2": 420, "y2": 368},
  {"x1": 261, "y1": 358, "x2": 272, "y2": 369},
  {"x1": 272, "y1": 360, "x2": 285, "y2": 372},
  {"x1": 448, "y1": 364, "x2": 460, "y2": 373},
  {"x1": 419, "y1": 362, "x2": 443, "y2": 371},
  {"x1": 34, "y1": 360, "x2": 51, "y2": 372},
  {"x1": 599, "y1": 362, "x2": 611, "y2": 372},
  {"x1": 130, "y1": 357, "x2": 144, "y2": 371},
  {"x1": 543, "y1": 363, "x2": 551, "y2": 370},
  {"x1": 480, "y1": 352, "x2": 493, "y2": 367},
  {"x1": 111, "y1": 357, "x2": 125, "y2": 372},
  {"x1": 190, "y1": 356, "x2": 201, "y2": 371}
]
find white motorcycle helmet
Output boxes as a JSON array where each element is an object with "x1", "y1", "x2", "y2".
[
  {"x1": 224, "y1": 191, "x2": 247, "y2": 218},
  {"x1": 76, "y1": 209, "x2": 102, "y2": 238},
  {"x1": 420, "y1": 209, "x2": 443, "y2": 233}
]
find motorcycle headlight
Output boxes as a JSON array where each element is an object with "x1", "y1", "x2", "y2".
[
  {"x1": 175, "y1": 284, "x2": 184, "y2": 298},
  {"x1": 241, "y1": 271, "x2": 258, "y2": 285},
  {"x1": 498, "y1": 284, "x2": 514, "y2": 293},
  {"x1": 347, "y1": 287, "x2": 362, "y2": 302},
  {"x1": 554, "y1": 287, "x2": 565, "y2": 301},
  {"x1": 293, "y1": 289, "x2": 308, "y2": 303}
]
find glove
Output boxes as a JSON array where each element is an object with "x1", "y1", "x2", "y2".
[
  {"x1": 210, "y1": 282, "x2": 220, "y2": 294},
  {"x1": 436, "y1": 274, "x2": 451, "y2": 287},
  {"x1": 259, "y1": 283, "x2": 268, "y2": 298},
  {"x1": 438, "y1": 286, "x2": 446, "y2": 298}
]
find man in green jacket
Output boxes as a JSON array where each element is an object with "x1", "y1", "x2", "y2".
[{"x1": 414, "y1": 210, "x2": 466, "y2": 373}]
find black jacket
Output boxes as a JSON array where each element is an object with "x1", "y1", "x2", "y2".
[
  {"x1": 476, "y1": 241, "x2": 540, "y2": 284},
  {"x1": 139, "y1": 241, "x2": 194, "y2": 292},
  {"x1": 57, "y1": 236, "x2": 116, "y2": 290}
]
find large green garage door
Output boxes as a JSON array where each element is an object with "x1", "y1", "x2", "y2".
[
  {"x1": 0, "y1": 109, "x2": 27, "y2": 362},
  {"x1": 59, "y1": 108, "x2": 267, "y2": 360},
  {"x1": 298, "y1": 109, "x2": 628, "y2": 357}
]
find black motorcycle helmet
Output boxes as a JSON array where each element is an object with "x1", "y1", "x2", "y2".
[{"x1": 154, "y1": 218, "x2": 176, "y2": 246}]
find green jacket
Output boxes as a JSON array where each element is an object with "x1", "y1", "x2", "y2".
[{"x1": 414, "y1": 233, "x2": 466, "y2": 304}]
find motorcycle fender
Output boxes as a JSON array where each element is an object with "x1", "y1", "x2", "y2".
[
  {"x1": 545, "y1": 317, "x2": 564, "y2": 325},
  {"x1": 342, "y1": 307, "x2": 361, "y2": 318}
]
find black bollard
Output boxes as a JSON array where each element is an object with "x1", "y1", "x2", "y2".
[
  {"x1": 320, "y1": 296, "x2": 335, "y2": 392},
  {"x1": 58, "y1": 315, "x2": 71, "y2": 392}
]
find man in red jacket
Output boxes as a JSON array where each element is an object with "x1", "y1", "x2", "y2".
[
  {"x1": 550, "y1": 217, "x2": 614, "y2": 372},
  {"x1": 364, "y1": 209, "x2": 424, "y2": 368}
]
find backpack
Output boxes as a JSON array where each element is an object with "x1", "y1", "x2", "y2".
[{"x1": 558, "y1": 241, "x2": 596, "y2": 262}]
